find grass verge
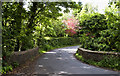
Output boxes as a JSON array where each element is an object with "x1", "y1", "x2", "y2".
[{"x1": 75, "y1": 53, "x2": 120, "y2": 71}]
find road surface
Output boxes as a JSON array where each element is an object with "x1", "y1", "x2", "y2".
[
  {"x1": 7, "y1": 46, "x2": 120, "y2": 76},
  {"x1": 33, "y1": 46, "x2": 119, "y2": 75}
]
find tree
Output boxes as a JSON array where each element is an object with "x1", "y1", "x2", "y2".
[
  {"x1": 2, "y1": 1, "x2": 82, "y2": 52},
  {"x1": 108, "y1": 0, "x2": 120, "y2": 16},
  {"x1": 62, "y1": 16, "x2": 79, "y2": 36}
]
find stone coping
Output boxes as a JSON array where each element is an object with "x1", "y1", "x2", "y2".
[
  {"x1": 78, "y1": 48, "x2": 120, "y2": 55},
  {"x1": 12, "y1": 47, "x2": 39, "y2": 55},
  {"x1": 77, "y1": 48, "x2": 120, "y2": 62}
]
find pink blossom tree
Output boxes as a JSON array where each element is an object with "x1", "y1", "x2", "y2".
[{"x1": 62, "y1": 17, "x2": 79, "y2": 36}]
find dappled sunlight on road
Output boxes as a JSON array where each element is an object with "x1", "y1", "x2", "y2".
[
  {"x1": 34, "y1": 46, "x2": 119, "y2": 74},
  {"x1": 43, "y1": 57, "x2": 49, "y2": 60},
  {"x1": 44, "y1": 52, "x2": 57, "y2": 54},
  {"x1": 58, "y1": 71, "x2": 69, "y2": 74},
  {"x1": 58, "y1": 48, "x2": 77, "y2": 53},
  {"x1": 59, "y1": 48, "x2": 77, "y2": 51}
]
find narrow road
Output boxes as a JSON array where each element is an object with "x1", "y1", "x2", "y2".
[{"x1": 32, "y1": 46, "x2": 119, "y2": 75}]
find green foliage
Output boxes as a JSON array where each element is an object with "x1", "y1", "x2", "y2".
[
  {"x1": 2, "y1": 65, "x2": 13, "y2": 74},
  {"x1": 75, "y1": 2, "x2": 120, "y2": 52},
  {"x1": 2, "y1": 61, "x2": 19, "y2": 74},
  {"x1": 2, "y1": 1, "x2": 81, "y2": 52},
  {"x1": 39, "y1": 37, "x2": 80, "y2": 53},
  {"x1": 2, "y1": 1, "x2": 82, "y2": 74},
  {"x1": 74, "y1": 1, "x2": 120, "y2": 71},
  {"x1": 79, "y1": 13, "x2": 110, "y2": 51},
  {"x1": 108, "y1": 0, "x2": 120, "y2": 9},
  {"x1": 75, "y1": 3, "x2": 98, "y2": 22},
  {"x1": 80, "y1": 13, "x2": 107, "y2": 32},
  {"x1": 44, "y1": 19, "x2": 66, "y2": 37}
]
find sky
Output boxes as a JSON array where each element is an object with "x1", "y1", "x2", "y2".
[
  {"x1": 76, "y1": 0, "x2": 110, "y2": 14},
  {"x1": 23, "y1": 0, "x2": 110, "y2": 14}
]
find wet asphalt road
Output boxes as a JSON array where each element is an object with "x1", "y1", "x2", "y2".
[{"x1": 32, "y1": 46, "x2": 119, "y2": 75}]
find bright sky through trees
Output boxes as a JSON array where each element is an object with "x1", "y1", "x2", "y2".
[
  {"x1": 75, "y1": 0, "x2": 109, "y2": 14},
  {"x1": 23, "y1": 0, "x2": 109, "y2": 14}
]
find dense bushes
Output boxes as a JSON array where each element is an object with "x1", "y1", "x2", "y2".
[
  {"x1": 79, "y1": 13, "x2": 109, "y2": 51},
  {"x1": 72, "y1": 1, "x2": 120, "y2": 52},
  {"x1": 73, "y1": 1, "x2": 120, "y2": 71},
  {"x1": 77, "y1": 11, "x2": 120, "y2": 52}
]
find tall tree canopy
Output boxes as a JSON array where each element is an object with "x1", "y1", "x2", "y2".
[{"x1": 2, "y1": 1, "x2": 82, "y2": 52}]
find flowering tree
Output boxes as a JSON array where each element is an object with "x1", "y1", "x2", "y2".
[{"x1": 62, "y1": 17, "x2": 79, "y2": 36}]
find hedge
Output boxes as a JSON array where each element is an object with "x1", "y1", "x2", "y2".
[{"x1": 39, "y1": 37, "x2": 80, "y2": 52}]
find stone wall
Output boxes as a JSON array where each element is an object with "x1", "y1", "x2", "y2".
[
  {"x1": 9, "y1": 47, "x2": 39, "y2": 65},
  {"x1": 77, "y1": 48, "x2": 120, "y2": 62}
]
